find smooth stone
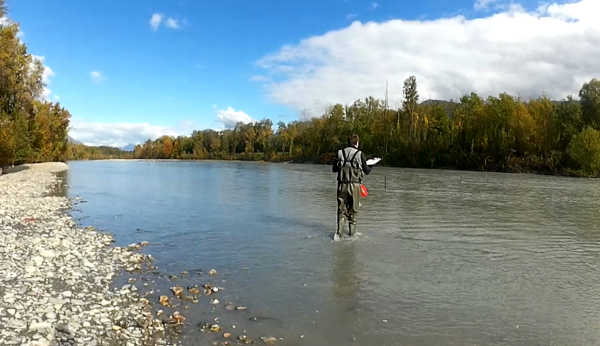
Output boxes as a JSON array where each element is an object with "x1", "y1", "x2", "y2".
[
  {"x1": 29, "y1": 322, "x2": 52, "y2": 331},
  {"x1": 40, "y1": 250, "x2": 55, "y2": 259},
  {"x1": 32, "y1": 256, "x2": 44, "y2": 266},
  {"x1": 48, "y1": 298, "x2": 66, "y2": 305}
]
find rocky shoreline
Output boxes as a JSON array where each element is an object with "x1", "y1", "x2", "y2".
[{"x1": 0, "y1": 163, "x2": 175, "y2": 346}]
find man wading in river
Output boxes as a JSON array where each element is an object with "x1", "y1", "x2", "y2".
[{"x1": 331, "y1": 134, "x2": 378, "y2": 241}]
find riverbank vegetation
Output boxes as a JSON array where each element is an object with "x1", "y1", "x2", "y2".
[
  {"x1": 0, "y1": 1, "x2": 71, "y2": 168},
  {"x1": 71, "y1": 76, "x2": 600, "y2": 177},
  {"x1": 3, "y1": 0, "x2": 600, "y2": 177}
]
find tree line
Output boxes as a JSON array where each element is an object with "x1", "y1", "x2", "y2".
[
  {"x1": 0, "y1": 1, "x2": 71, "y2": 168},
  {"x1": 73, "y1": 76, "x2": 600, "y2": 177},
  {"x1": 4, "y1": 0, "x2": 600, "y2": 177}
]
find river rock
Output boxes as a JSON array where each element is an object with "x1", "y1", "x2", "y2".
[{"x1": 0, "y1": 163, "x2": 177, "y2": 346}]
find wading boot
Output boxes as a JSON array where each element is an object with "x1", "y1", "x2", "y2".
[
  {"x1": 335, "y1": 215, "x2": 346, "y2": 241},
  {"x1": 348, "y1": 222, "x2": 357, "y2": 237}
]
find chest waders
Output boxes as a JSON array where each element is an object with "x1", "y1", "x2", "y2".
[{"x1": 336, "y1": 147, "x2": 364, "y2": 239}]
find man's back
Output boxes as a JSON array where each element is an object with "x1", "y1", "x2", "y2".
[{"x1": 332, "y1": 145, "x2": 372, "y2": 183}]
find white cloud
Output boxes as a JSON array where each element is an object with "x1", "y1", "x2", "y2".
[
  {"x1": 90, "y1": 71, "x2": 104, "y2": 83},
  {"x1": 40, "y1": 88, "x2": 51, "y2": 101},
  {"x1": 31, "y1": 55, "x2": 54, "y2": 101},
  {"x1": 149, "y1": 13, "x2": 164, "y2": 31},
  {"x1": 0, "y1": 16, "x2": 10, "y2": 26},
  {"x1": 474, "y1": 0, "x2": 498, "y2": 10},
  {"x1": 29, "y1": 58, "x2": 54, "y2": 88},
  {"x1": 371, "y1": 2, "x2": 379, "y2": 9},
  {"x1": 54, "y1": 95, "x2": 59, "y2": 101},
  {"x1": 0, "y1": 16, "x2": 26, "y2": 40},
  {"x1": 69, "y1": 111, "x2": 253, "y2": 147},
  {"x1": 149, "y1": 13, "x2": 183, "y2": 30},
  {"x1": 346, "y1": 13, "x2": 358, "y2": 20},
  {"x1": 255, "y1": 0, "x2": 600, "y2": 118},
  {"x1": 70, "y1": 120, "x2": 187, "y2": 147},
  {"x1": 165, "y1": 17, "x2": 180, "y2": 29},
  {"x1": 216, "y1": 107, "x2": 253, "y2": 129},
  {"x1": 250, "y1": 75, "x2": 271, "y2": 82}
]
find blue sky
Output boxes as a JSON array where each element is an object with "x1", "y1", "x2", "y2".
[{"x1": 8, "y1": 0, "x2": 599, "y2": 146}]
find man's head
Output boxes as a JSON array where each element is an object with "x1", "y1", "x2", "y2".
[{"x1": 348, "y1": 134, "x2": 360, "y2": 148}]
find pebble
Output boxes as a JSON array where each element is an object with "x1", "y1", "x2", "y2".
[
  {"x1": 0, "y1": 163, "x2": 177, "y2": 346},
  {"x1": 40, "y1": 250, "x2": 56, "y2": 259},
  {"x1": 29, "y1": 322, "x2": 52, "y2": 331},
  {"x1": 262, "y1": 336, "x2": 277, "y2": 344}
]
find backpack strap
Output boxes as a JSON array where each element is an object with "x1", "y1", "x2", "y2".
[
  {"x1": 349, "y1": 149, "x2": 360, "y2": 168},
  {"x1": 341, "y1": 147, "x2": 348, "y2": 165}
]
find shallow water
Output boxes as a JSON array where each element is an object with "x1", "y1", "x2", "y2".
[{"x1": 65, "y1": 160, "x2": 600, "y2": 345}]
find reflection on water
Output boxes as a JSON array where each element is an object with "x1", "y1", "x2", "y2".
[
  {"x1": 66, "y1": 160, "x2": 600, "y2": 345},
  {"x1": 330, "y1": 242, "x2": 362, "y2": 340}
]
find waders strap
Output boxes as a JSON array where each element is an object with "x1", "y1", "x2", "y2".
[{"x1": 349, "y1": 149, "x2": 360, "y2": 168}]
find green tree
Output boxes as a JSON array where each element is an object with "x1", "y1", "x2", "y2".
[
  {"x1": 568, "y1": 127, "x2": 600, "y2": 177},
  {"x1": 579, "y1": 78, "x2": 600, "y2": 130}
]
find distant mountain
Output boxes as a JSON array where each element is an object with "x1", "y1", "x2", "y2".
[
  {"x1": 67, "y1": 135, "x2": 83, "y2": 145},
  {"x1": 120, "y1": 143, "x2": 136, "y2": 152},
  {"x1": 420, "y1": 99, "x2": 453, "y2": 106}
]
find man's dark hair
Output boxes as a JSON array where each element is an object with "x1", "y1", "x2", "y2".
[{"x1": 348, "y1": 134, "x2": 360, "y2": 146}]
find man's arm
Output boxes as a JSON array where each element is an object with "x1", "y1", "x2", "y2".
[
  {"x1": 361, "y1": 152, "x2": 372, "y2": 175},
  {"x1": 332, "y1": 153, "x2": 340, "y2": 172}
]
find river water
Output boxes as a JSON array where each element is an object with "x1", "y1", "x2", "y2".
[{"x1": 64, "y1": 160, "x2": 600, "y2": 346}]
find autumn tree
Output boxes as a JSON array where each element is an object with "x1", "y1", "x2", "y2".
[
  {"x1": 0, "y1": 3, "x2": 70, "y2": 168},
  {"x1": 66, "y1": 72, "x2": 600, "y2": 178}
]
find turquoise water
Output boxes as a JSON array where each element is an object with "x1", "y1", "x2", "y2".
[{"x1": 65, "y1": 160, "x2": 600, "y2": 346}]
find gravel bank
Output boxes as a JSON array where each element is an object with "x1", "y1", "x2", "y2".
[{"x1": 0, "y1": 163, "x2": 176, "y2": 346}]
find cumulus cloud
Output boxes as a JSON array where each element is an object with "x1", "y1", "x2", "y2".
[
  {"x1": 149, "y1": 13, "x2": 164, "y2": 31},
  {"x1": 1, "y1": 15, "x2": 25, "y2": 39},
  {"x1": 31, "y1": 55, "x2": 54, "y2": 101},
  {"x1": 70, "y1": 121, "x2": 185, "y2": 147},
  {"x1": 69, "y1": 110, "x2": 253, "y2": 147},
  {"x1": 216, "y1": 107, "x2": 253, "y2": 129},
  {"x1": 90, "y1": 71, "x2": 104, "y2": 83},
  {"x1": 165, "y1": 17, "x2": 180, "y2": 29},
  {"x1": 255, "y1": 0, "x2": 600, "y2": 118},
  {"x1": 149, "y1": 13, "x2": 182, "y2": 30}
]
